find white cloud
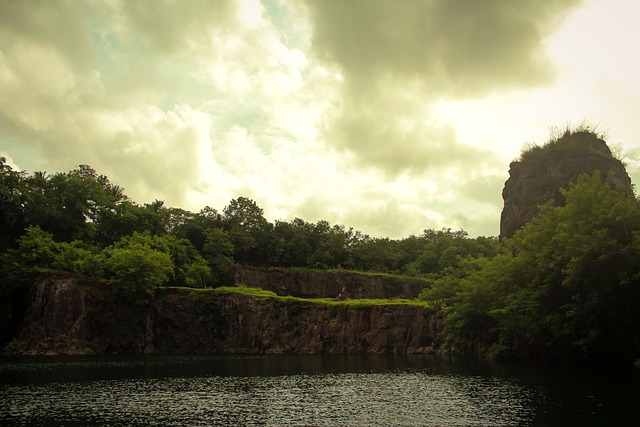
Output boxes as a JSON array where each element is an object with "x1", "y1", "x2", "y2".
[{"x1": 2, "y1": 0, "x2": 640, "y2": 240}]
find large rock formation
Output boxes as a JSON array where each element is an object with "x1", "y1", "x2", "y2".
[
  {"x1": 500, "y1": 131, "x2": 632, "y2": 239},
  {"x1": 5, "y1": 274, "x2": 441, "y2": 356}
]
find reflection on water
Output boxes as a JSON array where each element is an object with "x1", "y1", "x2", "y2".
[{"x1": 1, "y1": 354, "x2": 639, "y2": 426}]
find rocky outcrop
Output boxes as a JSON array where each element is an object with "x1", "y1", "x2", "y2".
[
  {"x1": 500, "y1": 131, "x2": 632, "y2": 239},
  {"x1": 6, "y1": 275, "x2": 440, "y2": 356},
  {"x1": 152, "y1": 288, "x2": 438, "y2": 355},
  {"x1": 5, "y1": 273, "x2": 149, "y2": 355},
  {"x1": 234, "y1": 265, "x2": 432, "y2": 299},
  {"x1": 7, "y1": 273, "x2": 91, "y2": 355}
]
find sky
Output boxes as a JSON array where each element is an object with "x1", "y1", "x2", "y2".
[{"x1": 1, "y1": 0, "x2": 640, "y2": 239}]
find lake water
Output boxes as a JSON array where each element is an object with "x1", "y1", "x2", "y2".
[{"x1": 1, "y1": 354, "x2": 639, "y2": 426}]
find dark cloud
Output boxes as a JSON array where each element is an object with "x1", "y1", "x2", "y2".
[
  {"x1": 2, "y1": 0, "x2": 609, "y2": 239},
  {"x1": 303, "y1": 0, "x2": 582, "y2": 174},
  {"x1": 305, "y1": 0, "x2": 582, "y2": 95},
  {"x1": 0, "y1": 1, "x2": 98, "y2": 71}
]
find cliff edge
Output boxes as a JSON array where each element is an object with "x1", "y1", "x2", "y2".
[
  {"x1": 5, "y1": 274, "x2": 440, "y2": 356},
  {"x1": 500, "y1": 130, "x2": 632, "y2": 239},
  {"x1": 234, "y1": 265, "x2": 432, "y2": 299}
]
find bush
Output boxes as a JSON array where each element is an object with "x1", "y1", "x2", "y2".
[{"x1": 103, "y1": 243, "x2": 173, "y2": 304}]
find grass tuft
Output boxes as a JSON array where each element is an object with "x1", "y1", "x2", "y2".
[
  {"x1": 177, "y1": 285, "x2": 434, "y2": 308},
  {"x1": 516, "y1": 122, "x2": 616, "y2": 163}
]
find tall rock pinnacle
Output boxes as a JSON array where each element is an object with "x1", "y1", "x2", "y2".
[{"x1": 500, "y1": 130, "x2": 632, "y2": 239}]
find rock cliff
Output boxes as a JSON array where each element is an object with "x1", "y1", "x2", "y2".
[
  {"x1": 500, "y1": 131, "x2": 632, "y2": 239},
  {"x1": 234, "y1": 265, "x2": 432, "y2": 299},
  {"x1": 6, "y1": 274, "x2": 440, "y2": 356}
]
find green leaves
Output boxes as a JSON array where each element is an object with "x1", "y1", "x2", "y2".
[
  {"x1": 1, "y1": 226, "x2": 104, "y2": 291},
  {"x1": 1, "y1": 226, "x2": 58, "y2": 290},
  {"x1": 6, "y1": 158, "x2": 639, "y2": 361},
  {"x1": 103, "y1": 243, "x2": 172, "y2": 304},
  {"x1": 0, "y1": 157, "x2": 28, "y2": 250},
  {"x1": 425, "y1": 172, "x2": 640, "y2": 360},
  {"x1": 106, "y1": 231, "x2": 211, "y2": 291},
  {"x1": 1, "y1": 226, "x2": 211, "y2": 303}
]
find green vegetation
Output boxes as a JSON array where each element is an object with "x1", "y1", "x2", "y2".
[
  {"x1": 214, "y1": 286, "x2": 279, "y2": 298},
  {"x1": 0, "y1": 156, "x2": 497, "y2": 295},
  {"x1": 420, "y1": 171, "x2": 640, "y2": 361},
  {"x1": 3, "y1": 128, "x2": 640, "y2": 363},
  {"x1": 209, "y1": 286, "x2": 431, "y2": 308},
  {"x1": 517, "y1": 124, "x2": 613, "y2": 163}
]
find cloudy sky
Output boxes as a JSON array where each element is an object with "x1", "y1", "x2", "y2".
[{"x1": 1, "y1": 0, "x2": 639, "y2": 238}]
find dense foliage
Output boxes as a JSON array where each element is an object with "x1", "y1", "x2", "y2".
[
  {"x1": 0, "y1": 156, "x2": 496, "y2": 302},
  {"x1": 3, "y1": 150, "x2": 640, "y2": 361},
  {"x1": 421, "y1": 172, "x2": 640, "y2": 361}
]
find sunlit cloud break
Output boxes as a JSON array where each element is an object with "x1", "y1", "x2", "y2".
[{"x1": 1, "y1": 0, "x2": 640, "y2": 238}]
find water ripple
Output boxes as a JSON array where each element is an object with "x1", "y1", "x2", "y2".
[{"x1": 1, "y1": 368, "x2": 533, "y2": 426}]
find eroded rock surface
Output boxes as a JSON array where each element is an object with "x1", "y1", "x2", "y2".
[
  {"x1": 7, "y1": 276, "x2": 440, "y2": 356},
  {"x1": 500, "y1": 131, "x2": 631, "y2": 239},
  {"x1": 234, "y1": 265, "x2": 432, "y2": 299}
]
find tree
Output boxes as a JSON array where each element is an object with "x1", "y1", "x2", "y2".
[
  {"x1": 273, "y1": 218, "x2": 313, "y2": 267},
  {"x1": 351, "y1": 237, "x2": 401, "y2": 273},
  {"x1": 103, "y1": 243, "x2": 173, "y2": 304},
  {"x1": 223, "y1": 197, "x2": 267, "y2": 229},
  {"x1": 171, "y1": 206, "x2": 224, "y2": 253},
  {"x1": 0, "y1": 226, "x2": 59, "y2": 291},
  {"x1": 0, "y1": 157, "x2": 27, "y2": 251},
  {"x1": 503, "y1": 172, "x2": 640, "y2": 359},
  {"x1": 403, "y1": 229, "x2": 498, "y2": 277},
  {"x1": 309, "y1": 223, "x2": 352, "y2": 269},
  {"x1": 111, "y1": 231, "x2": 210, "y2": 288},
  {"x1": 164, "y1": 235, "x2": 211, "y2": 288},
  {"x1": 222, "y1": 197, "x2": 273, "y2": 264},
  {"x1": 95, "y1": 201, "x2": 164, "y2": 245},
  {"x1": 19, "y1": 165, "x2": 126, "y2": 243},
  {"x1": 427, "y1": 172, "x2": 640, "y2": 361},
  {"x1": 202, "y1": 227, "x2": 235, "y2": 285},
  {"x1": 52, "y1": 240, "x2": 105, "y2": 279},
  {"x1": 2, "y1": 226, "x2": 103, "y2": 292}
]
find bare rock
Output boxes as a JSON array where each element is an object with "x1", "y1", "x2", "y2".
[{"x1": 500, "y1": 131, "x2": 632, "y2": 239}]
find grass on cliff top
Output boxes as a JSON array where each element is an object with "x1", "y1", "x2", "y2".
[
  {"x1": 516, "y1": 123, "x2": 622, "y2": 163},
  {"x1": 210, "y1": 286, "x2": 432, "y2": 308}
]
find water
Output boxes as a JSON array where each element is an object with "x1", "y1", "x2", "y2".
[{"x1": 1, "y1": 354, "x2": 639, "y2": 426}]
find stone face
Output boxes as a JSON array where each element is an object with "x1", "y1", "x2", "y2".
[
  {"x1": 8, "y1": 273, "x2": 92, "y2": 355},
  {"x1": 499, "y1": 132, "x2": 632, "y2": 239},
  {"x1": 234, "y1": 265, "x2": 432, "y2": 300},
  {"x1": 6, "y1": 275, "x2": 441, "y2": 356}
]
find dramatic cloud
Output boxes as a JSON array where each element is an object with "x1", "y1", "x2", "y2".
[
  {"x1": 303, "y1": 0, "x2": 582, "y2": 174},
  {"x1": 306, "y1": 0, "x2": 580, "y2": 95},
  {"x1": 0, "y1": 0, "x2": 304, "y2": 209},
  {"x1": 1, "y1": 0, "x2": 638, "y2": 238}
]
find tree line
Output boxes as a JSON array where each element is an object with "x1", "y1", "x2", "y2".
[
  {"x1": 420, "y1": 171, "x2": 640, "y2": 361},
  {"x1": 3, "y1": 144, "x2": 640, "y2": 361},
  {"x1": 0, "y1": 157, "x2": 497, "y2": 302}
]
